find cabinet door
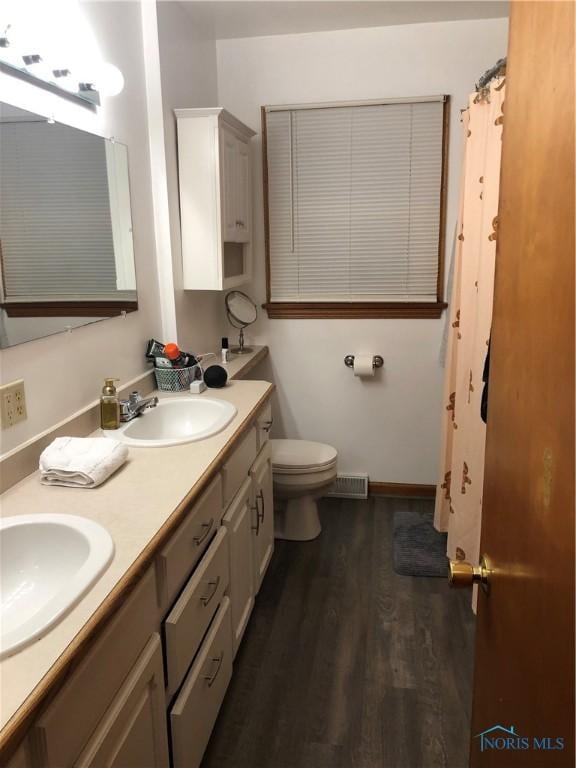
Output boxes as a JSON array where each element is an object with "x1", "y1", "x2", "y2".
[
  {"x1": 250, "y1": 446, "x2": 274, "y2": 594},
  {"x1": 235, "y1": 138, "x2": 251, "y2": 244},
  {"x1": 220, "y1": 126, "x2": 238, "y2": 242},
  {"x1": 222, "y1": 478, "x2": 254, "y2": 656},
  {"x1": 75, "y1": 633, "x2": 169, "y2": 768}
]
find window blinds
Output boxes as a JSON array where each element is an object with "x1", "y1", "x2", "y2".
[
  {"x1": 265, "y1": 98, "x2": 445, "y2": 303},
  {"x1": 0, "y1": 121, "x2": 125, "y2": 302}
]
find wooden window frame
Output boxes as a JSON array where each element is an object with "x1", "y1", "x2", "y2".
[
  {"x1": 261, "y1": 98, "x2": 450, "y2": 320},
  {"x1": 0, "y1": 301, "x2": 138, "y2": 318}
]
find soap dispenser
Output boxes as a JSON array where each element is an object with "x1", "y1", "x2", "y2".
[{"x1": 100, "y1": 378, "x2": 120, "y2": 430}]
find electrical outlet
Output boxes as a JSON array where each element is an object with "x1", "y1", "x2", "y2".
[{"x1": 0, "y1": 380, "x2": 27, "y2": 429}]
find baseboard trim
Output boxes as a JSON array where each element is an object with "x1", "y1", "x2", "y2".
[{"x1": 369, "y1": 481, "x2": 436, "y2": 498}]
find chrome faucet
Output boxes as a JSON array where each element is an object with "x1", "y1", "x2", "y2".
[{"x1": 119, "y1": 391, "x2": 159, "y2": 422}]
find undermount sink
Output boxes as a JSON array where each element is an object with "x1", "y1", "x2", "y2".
[
  {"x1": 105, "y1": 397, "x2": 237, "y2": 447},
  {"x1": 0, "y1": 514, "x2": 114, "y2": 659}
]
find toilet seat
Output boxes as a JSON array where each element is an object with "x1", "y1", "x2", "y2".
[{"x1": 271, "y1": 439, "x2": 337, "y2": 474}]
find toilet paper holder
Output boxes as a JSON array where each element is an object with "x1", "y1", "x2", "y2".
[{"x1": 344, "y1": 355, "x2": 384, "y2": 369}]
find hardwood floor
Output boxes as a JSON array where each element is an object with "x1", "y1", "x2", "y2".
[{"x1": 202, "y1": 496, "x2": 475, "y2": 768}]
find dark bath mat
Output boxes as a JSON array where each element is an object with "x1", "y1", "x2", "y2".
[{"x1": 393, "y1": 505, "x2": 449, "y2": 577}]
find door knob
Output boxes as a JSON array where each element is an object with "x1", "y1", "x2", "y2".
[{"x1": 449, "y1": 554, "x2": 492, "y2": 593}]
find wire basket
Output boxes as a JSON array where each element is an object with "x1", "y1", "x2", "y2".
[{"x1": 153, "y1": 365, "x2": 201, "y2": 392}]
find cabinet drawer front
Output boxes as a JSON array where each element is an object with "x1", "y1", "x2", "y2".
[
  {"x1": 33, "y1": 569, "x2": 157, "y2": 768},
  {"x1": 74, "y1": 634, "x2": 169, "y2": 768},
  {"x1": 222, "y1": 478, "x2": 254, "y2": 656},
  {"x1": 170, "y1": 597, "x2": 233, "y2": 768},
  {"x1": 222, "y1": 427, "x2": 257, "y2": 507},
  {"x1": 164, "y1": 527, "x2": 229, "y2": 698},
  {"x1": 157, "y1": 474, "x2": 222, "y2": 610},
  {"x1": 256, "y1": 401, "x2": 273, "y2": 452}
]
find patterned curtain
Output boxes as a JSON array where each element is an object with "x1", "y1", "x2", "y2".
[{"x1": 434, "y1": 81, "x2": 505, "y2": 572}]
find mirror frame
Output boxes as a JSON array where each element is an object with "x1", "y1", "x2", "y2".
[
  {"x1": 225, "y1": 290, "x2": 258, "y2": 328},
  {"x1": 0, "y1": 102, "x2": 138, "y2": 321}
]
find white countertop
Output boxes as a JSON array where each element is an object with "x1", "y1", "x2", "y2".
[{"x1": 0, "y1": 376, "x2": 273, "y2": 740}]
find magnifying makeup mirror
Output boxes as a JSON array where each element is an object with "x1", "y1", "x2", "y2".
[{"x1": 225, "y1": 291, "x2": 258, "y2": 354}]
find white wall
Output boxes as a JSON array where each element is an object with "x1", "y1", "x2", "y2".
[
  {"x1": 157, "y1": 2, "x2": 226, "y2": 356},
  {"x1": 0, "y1": 1, "x2": 161, "y2": 454},
  {"x1": 217, "y1": 17, "x2": 509, "y2": 483}
]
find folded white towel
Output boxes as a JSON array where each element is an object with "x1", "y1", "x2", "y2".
[{"x1": 39, "y1": 437, "x2": 129, "y2": 488}]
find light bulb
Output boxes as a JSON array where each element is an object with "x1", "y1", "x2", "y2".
[{"x1": 96, "y1": 61, "x2": 124, "y2": 97}]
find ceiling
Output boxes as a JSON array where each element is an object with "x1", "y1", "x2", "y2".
[{"x1": 178, "y1": 1, "x2": 509, "y2": 40}]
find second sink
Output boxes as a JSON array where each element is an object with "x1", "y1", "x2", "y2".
[{"x1": 105, "y1": 397, "x2": 237, "y2": 447}]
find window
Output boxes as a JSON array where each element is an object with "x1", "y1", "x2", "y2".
[{"x1": 262, "y1": 96, "x2": 449, "y2": 318}]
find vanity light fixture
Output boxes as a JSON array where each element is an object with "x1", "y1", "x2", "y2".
[{"x1": 0, "y1": 9, "x2": 124, "y2": 108}]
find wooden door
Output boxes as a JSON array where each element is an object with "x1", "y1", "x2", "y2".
[
  {"x1": 470, "y1": 2, "x2": 575, "y2": 766},
  {"x1": 251, "y1": 449, "x2": 274, "y2": 594},
  {"x1": 75, "y1": 634, "x2": 169, "y2": 768}
]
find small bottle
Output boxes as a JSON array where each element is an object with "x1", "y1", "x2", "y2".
[
  {"x1": 100, "y1": 378, "x2": 120, "y2": 430},
  {"x1": 221, "y1": 337, "x2": 231, "y2": 364},
  {"x1": 164, "y1": 343, "x2": 197, "y2": 368}
]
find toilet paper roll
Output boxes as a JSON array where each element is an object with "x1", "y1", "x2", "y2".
[{"x1": 353, "y1": 355, "x2": 375, "y2": 377}]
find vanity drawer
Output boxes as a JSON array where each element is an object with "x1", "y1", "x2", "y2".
[
  {"x1": 256, "y1": 401, "x2": 273, "y2": 452},
  {"x1": 164, "y1": 527, "x2": 229, "y2": 698},
  {"x1": 222, "y1": 427, "x2": 257, "y2": 507},
  {"x1": 170, "y1": 597, "x2": 233, "y2": 768},
  {"x1": 32, "y1": 568, "x2": 157, "y2": 768},
  {"x1": 157, "y1": 474, "x2": 222, "y2": 610}
]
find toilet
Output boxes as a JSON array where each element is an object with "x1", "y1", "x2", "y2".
[{"x1": 270, "y1": 439, "x2": 338, "y2": 541}]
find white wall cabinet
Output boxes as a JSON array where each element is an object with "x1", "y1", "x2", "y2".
[
  {"x1": 250, "y1": 444, "x2": 274, "y2": 594},
  {"x1": 175, "y1": 108, "x2": 255, "y2": 290}
]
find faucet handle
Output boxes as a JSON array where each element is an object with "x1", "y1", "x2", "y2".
[{"x1": 128, "y1": 391, "x2": 142, "y2": 406}]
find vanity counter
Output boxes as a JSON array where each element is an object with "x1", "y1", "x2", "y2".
[{"x1": 0, "y1": 377, "x2": 273, "y2": 754}]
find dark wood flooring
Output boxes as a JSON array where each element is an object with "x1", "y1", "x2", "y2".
[{"x1": 202, "y1": 497, "x2": 475, "y2": 768}]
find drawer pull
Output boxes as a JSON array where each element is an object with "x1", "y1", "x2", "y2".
[
  {"x1": 193, "y1": 518, "x2": 214, "y2": 546},
  {"x1": 251, "y1": 503, "x2": 260, "y2": 535},
  {"x1": 203, "y1": 653, "x2": 224, "y2": 687},
  {"x1": 262, "y1": 419, "x2": 273, "y2": 433},
  {"x1": 201, "y1": 576, "x2": 221, "y2": 607},
  {"x1": 257, "y1": 489, "x2": 265, "y2": 523}
]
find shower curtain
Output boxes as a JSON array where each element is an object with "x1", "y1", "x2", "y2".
[{"x1": 434, "y1": 81, "x2": 505, "y2": 572}]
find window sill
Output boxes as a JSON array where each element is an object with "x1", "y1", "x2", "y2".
[{"x1": 262, "y1": 301, "x2": 448, "y2": 319}]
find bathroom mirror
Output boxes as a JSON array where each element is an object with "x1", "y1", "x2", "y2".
[
  {"x1": 225, "y1": 291, "x2": 257, "y2": 354},
  {"x1": 0, "y1": 102, "x2": 138, "y2": 348}
]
